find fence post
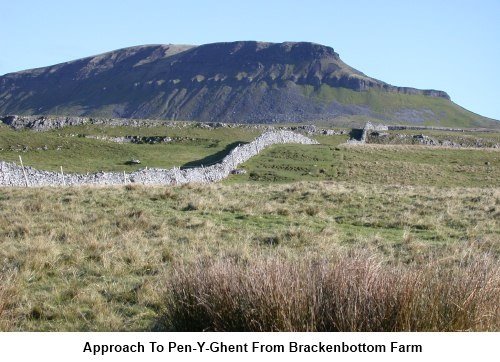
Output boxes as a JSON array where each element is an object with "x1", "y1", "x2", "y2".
[
  {"x1": 0, "y1": 161, "x2": 5, "y2": 186},
  {"x1": 60, "y1": 166, "x2": 66, "y2": 186},
  {"x1": 18, "y1": 155, "x2": 29, "y2": 187}
]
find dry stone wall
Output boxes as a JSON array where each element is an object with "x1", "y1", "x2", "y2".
[
  {"x1": 0, "y1": 130, "x2": 318, "y2": 187},
  {"x1": 347, "y1": 122, "x2": 388, "y2": 145}
]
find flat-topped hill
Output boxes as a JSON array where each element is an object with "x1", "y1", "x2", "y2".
[{"x1": 0, "y1": 41, "x2": 498, "y2": 128}]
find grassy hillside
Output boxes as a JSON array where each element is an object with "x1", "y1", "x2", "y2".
[{"x1": 303, "y1": 85, "x2": 499, "y2": 128}]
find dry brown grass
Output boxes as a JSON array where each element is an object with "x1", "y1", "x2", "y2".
[
  {"x1": 0, "y1": 272, "x2": 19, "y2": 331},
  {"x1": 0, "y1": 182, "x2": 498, "y2": 331},
  {"x1": 160, "y1": 249, "x2": 499, "y2": 331}
]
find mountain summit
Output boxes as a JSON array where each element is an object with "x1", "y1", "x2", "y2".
[{"x1": 0, "y1": 41, "x2": 496, "y2": 127}]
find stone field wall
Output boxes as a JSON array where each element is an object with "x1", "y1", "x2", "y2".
[{"x1": 0, "y1": 130, "x2": 318, "y2": 187}]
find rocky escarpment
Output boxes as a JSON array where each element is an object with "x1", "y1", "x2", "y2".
[
  {"x1": 0, "y1": 114, "x2": 350, "y2": 136},
  {"x1": 3, "y1": 41, "x2": 494, "y2": 128},
  {"x1": 0, "y1": 130, "x2": 318, "y2": 187},
  {"x1": 0, "y1": 114, "x2": 187, "y2": 131}
]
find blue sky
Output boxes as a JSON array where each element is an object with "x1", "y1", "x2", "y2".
[{"x1": 1, "y1": 0, "x2": 499, "y2": 120}]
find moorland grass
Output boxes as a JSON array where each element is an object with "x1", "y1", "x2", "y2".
[
  {"x1": 0, "y1": 182, "x2": 498, "y2": 331},
  {"x1": 0, "y1": 125, "x2": 498, "y2": 331},
  {"x1": 160, "y1": 251, "x2": 499, "y2": 331}
]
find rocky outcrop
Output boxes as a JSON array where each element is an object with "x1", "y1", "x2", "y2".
[
  {"x1": 0, "y1": 130, "x2": 318, "y2": 187},
  {"x1": 0, "y1": 115, "x2": 352, "y2": 137},
  {"x1": 86, "y1": 135, "x2": 173, "y2": 144},
  {"x1": 0, "y1": 115, "x2": 182, "y2": 131}
]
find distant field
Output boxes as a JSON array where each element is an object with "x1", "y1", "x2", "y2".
[
  {"x1": 0, "y1": 125, "x2": 498, "y2": 189},
  {"x1": 0, "y1": 124, "x2": 498, "y2": 331},
  {"x1": 232, "y1": 143, "x2": 499, "y2": 187},
  {"x1": 0, "y1": 124, "x2": 261, "y2": 172},
  {"x1": 367, "y1": 129, "x2": 500, "y2": 148},
  {"x1": 394, "y1": 129, "x2": 500, "y2": 143}
]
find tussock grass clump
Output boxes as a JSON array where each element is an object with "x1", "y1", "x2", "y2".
[{"x1": 160, "y1": 250, "x2": 499, "y2": 332}]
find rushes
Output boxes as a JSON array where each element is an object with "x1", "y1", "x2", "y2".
[{"x1": 160, "y1": 250, "x2": 499, "y2": 331}]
